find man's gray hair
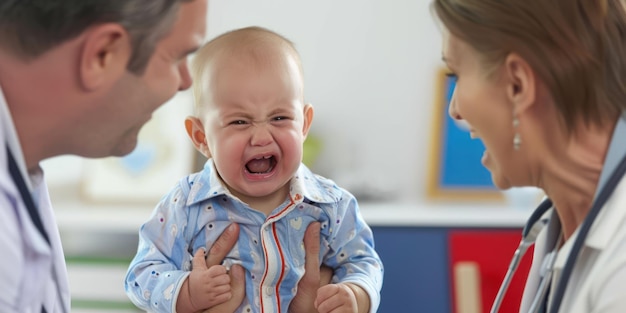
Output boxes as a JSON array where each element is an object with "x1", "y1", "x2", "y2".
[{"x1": 0, "y1": 0, "x2": 194, "y2": 74}]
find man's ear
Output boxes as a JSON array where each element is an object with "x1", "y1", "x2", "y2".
[
  {"x1": 302, "y1": 103, "x2": 314, "y2": 138},
  {"x1": 79, "y1": 23, "x2": 131, "y2": 91},
  {"x1": 503, "y1": 53, "x2": 536, "y2": 115},
  {"x1": 185, "y1": 117, "x2": 211, "y2": 158}
]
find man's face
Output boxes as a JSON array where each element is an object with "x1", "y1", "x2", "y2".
[{"x1": 96, "y1": 0, "x2": 208, "y2": 157}]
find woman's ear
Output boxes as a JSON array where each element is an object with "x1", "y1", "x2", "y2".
[
  {"x1": 185, "y1": 117, "x2": 211, "y2": 158},
  {"x1": 503, "y1": 53, "x2": 536, "y2": 115}
]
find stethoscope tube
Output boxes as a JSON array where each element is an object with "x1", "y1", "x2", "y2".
[
  {"x1": 527, "y1": 250, "x2": 557, "y2": 313},
  {"x1": 489, "y1": 199, "x2": 552, "y2": 313}
]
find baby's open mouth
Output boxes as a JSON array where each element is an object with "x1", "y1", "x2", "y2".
[{"x1": 245, "y1": 155, "x2": 276, "y2": 174}]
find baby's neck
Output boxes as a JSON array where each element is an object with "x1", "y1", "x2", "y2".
[{"x1": 234, "y1": 184, "x2": 291, "y2": 216}]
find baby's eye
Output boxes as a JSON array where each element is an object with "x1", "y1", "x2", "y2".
[
  {"x1": 229, "y1": 120, "x2": 247, "y2": 125},
  {"x1": 273, "y1": 116, "x2": 290, "y2": 121}
]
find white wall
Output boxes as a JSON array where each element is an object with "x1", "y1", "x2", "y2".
[
  {"x1": 43, "y1": 1, "x2": 444, "y2": 204},
  {"x1": 206, "y1": 0, "x2": 442, "y2": 202}
]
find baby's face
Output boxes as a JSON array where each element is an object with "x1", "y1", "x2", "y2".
[{"x1": 202, "y1": 53, "x2": 312, "y2": 203}]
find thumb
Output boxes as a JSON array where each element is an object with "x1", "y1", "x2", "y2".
[
  {"x1": 229, "y1": 264, "x2": 246, "y2": 303},
  {"x1": 206, "y1": 223, "x2": 240, "y2": 268},
  {"x1": 288, "y1": 222, "x2": 322, "y2": 313},
  {"x1": 191, "y1": 248, "x2": 208, "y2": 271},
  {"x1": 303, "y1": 222, "x2": 321, "y2": 278}
]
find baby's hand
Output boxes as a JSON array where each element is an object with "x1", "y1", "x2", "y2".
[
  {"x1": 314, "y1": 283, "x2": 358, "y2": 313},
  {"x1": 188, "y1": 249, "x2": 232, "y2": 310},
  {"x1": 202, "y1": 264, "x2": 245, "y2": 313}
]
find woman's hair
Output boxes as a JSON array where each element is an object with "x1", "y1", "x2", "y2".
[
  {"x1": 191, "y1": 26, "x2": 304, "y2": 114},
  {"x1": 0, "y1": 0, "x2": 193, "y2": 74},
  {"x1": 433, "y1": 0, "x2": 626, "y2": 132}
]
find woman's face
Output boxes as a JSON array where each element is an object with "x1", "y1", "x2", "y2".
[{"x1": 442, "y1": 32, "x2": 520, "y2": 189}]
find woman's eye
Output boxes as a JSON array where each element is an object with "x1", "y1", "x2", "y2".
[
  {"x1": 273, "y1": 116, "x2": 289, "y2": 121},
  {"x1": 229, "y1": 120, "x2": 247, "y2": 125}
]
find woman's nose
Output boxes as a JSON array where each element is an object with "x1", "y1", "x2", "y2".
[{"x1": 447, "y1": 92, "x2": 462, "y2": 120}]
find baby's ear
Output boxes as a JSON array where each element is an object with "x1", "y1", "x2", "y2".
[
  {"x1": 302, "y1": 103, "x2": 314, "y2": 137},
  {"x1": 185, "y1": 117, "x2": 211, "y2": 158}
]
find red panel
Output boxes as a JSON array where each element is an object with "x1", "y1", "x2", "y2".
[{"x1": 449, "y1": 230, "x2": 533, "y2": 313}]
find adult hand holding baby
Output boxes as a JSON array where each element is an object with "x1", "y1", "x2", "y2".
[
  {"x1": 178, "y1": 222, "x2": 332, "y2": 313},
  {"x1": 176, "y1": 224, "x2": 245, "y2": 313}
]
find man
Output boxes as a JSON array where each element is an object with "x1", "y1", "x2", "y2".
[
  {"x1": 0, "y1": 1, "x2": 207, "y2": 311},
  {"x1": 0, "y1": 1, "x2": 325, "y2": 312}
]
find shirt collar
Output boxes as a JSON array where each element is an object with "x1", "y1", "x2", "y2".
[{"x1": 187, "y1": 159, "x2": 340, "y2": 206}]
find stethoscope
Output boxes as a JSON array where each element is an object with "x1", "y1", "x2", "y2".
[
  {"x1": 490, "y1": 198, "x2": 552, "y2": 313},
  {"x1": 490, "y1": 152, "x2": 626, "y2": 313}
]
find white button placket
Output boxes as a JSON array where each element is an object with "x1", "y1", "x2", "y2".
[{"x1": 259, "y1": 223, "x2": 279, "y2": 313}]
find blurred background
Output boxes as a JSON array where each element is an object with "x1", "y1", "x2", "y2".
[{"x1": 42, "y1": 1, "x2": 542, "y2": 312}]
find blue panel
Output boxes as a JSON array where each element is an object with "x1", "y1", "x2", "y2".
[
  {"x1": 372, "y1": 227, "x2": 450, "y2": 313},
  {"x1": 440, "y1": 75, "x2": 497, "y2": 189}
]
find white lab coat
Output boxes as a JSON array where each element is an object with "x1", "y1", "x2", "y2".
[
  {"x1": 0, "y1": 86, "x2": 70, "y2": 312},
  {"x1": 520, "y1": 116, "x2": 626, "y2": 313}
]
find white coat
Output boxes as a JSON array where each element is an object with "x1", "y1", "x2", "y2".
[
  {"x1": 0, "y1": 86, "x2": 70, "y2": 312},
  {"x1": 520, "y1": 115, "x2": 626, "y2": 313}
]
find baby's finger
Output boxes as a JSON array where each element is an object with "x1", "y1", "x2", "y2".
[{"x1": 191, "y1": 248, "x2": 208, "y2": 271}]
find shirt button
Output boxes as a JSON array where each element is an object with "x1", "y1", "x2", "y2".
[{"x1": 265, "y1": 286, "x2": 274, "y2": 295}]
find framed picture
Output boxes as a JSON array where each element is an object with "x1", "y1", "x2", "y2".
[
  {"x1": 80, "y1": 91, "x2": 196, "y2": 205},
  {"x1": 426, "y1": 69, "x2": 502, "y2": 201}
]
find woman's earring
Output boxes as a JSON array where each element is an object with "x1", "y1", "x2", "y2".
[{"x1": 513, "y1": 117, "x2": 521, "y2": 150}]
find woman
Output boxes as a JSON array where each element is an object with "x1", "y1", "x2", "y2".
[{"x1": 432, "y1": 0, "x2": 626, "y2": 312}]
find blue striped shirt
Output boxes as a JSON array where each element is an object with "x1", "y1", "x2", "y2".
[{"x1": 125, "y1": 160, "x2": 383, "y2": 313}]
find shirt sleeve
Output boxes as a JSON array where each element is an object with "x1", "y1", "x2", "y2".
[
  {"x1": 124, "y1": 184, "x2": 195, "y2": 313},
  {"x1": 321, "y1": 193, "x2": 384, "y2": 313}
]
